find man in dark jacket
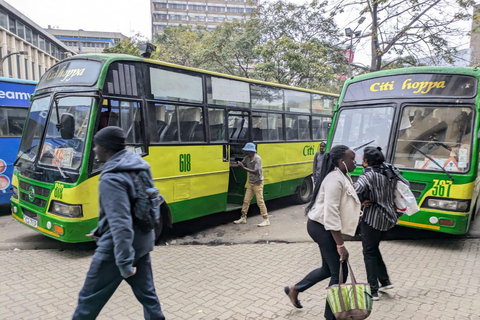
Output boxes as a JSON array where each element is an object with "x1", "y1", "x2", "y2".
[{"x1": 73, "y1": 126, "x2": 165, "y2": 320}]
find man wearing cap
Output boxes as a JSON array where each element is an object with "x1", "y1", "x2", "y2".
[
  {"x1": 231, "y1": 142, "x2": 270, "y2": 227},
  {"x1": 73, "y1": 126, "x2": 165, "y2": 320}
]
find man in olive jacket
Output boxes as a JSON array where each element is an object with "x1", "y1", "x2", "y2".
[{"x1": 73, "y1": 126, "x2": 165, "y2": 320}]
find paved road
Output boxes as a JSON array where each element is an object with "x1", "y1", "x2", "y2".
[
  {"x1": 2, "y1": 198, "x2": 480, "y2": 319},
  {"x1": 1, "y1": 239, "x2": 480, "y2": 319}
]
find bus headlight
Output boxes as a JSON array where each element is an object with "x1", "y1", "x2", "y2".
[
  {"x1": 49, "y1": 201, "x2": 83, "y2": 218},
  {"x1": 11, "y1": 186, "x2": 18, "y2": 199},
  {"x1": 424, "y1": 198, "x2": 470, "y2": 212}
]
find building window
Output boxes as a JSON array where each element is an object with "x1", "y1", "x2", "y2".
[
  {"x1": 189, "y1": 4, "x2": 206, "y2": 10},
  {"x1": 156, "y1": 14, "x2": 167, "y2": 19},
  {"x1": 227, "y1": 7, "x2": 244, "y2": 13},
  {"x1": 39, "y1": 36, "x2": 45, "y2": 51},
  {"x1": 32, "y1": 33, "x2": 38, "y2": 46},
  {"x1": 168, "y1": 3, "x2": 187, "y2": 9},
  {"x1": 0, "y1": 10, "x2": 7, "y2": 29},
  {"x1": 246, "y1": 8, "x2": 255, "y2": 13},
  {"x1": 25, "y1": 27, "x2": 33, "y2": 43},
  {"x1": 8, "y1": 17, "x2": 15, "y2": 34},
  {"x1": 208, "y1": 6, "x2": 225, "y2": 12},
  {"x1": 45, "y1": 42, "x2": 51, "y2": 54},
  {"x1": 16, "y1": 21, "x2": 25, "y2": 39},
  {"x1": 170, "y1": 15, "x2": 187, "y2": 21},
  {"x1": 155, "y1": 2, "x2": 167, "y2": 8}
]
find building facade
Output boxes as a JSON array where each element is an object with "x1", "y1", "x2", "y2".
[
  {"x1": 0, "y1": 0, "x2": 73, "y2": 80},
  {"x1": 151, "y1": 0, "x2": 257, "y2": 36},
  {"x1": 46, "y1": 28, "x2": 129, "y2": 54}
]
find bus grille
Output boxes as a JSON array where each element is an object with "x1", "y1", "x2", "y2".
[
  {"x1": 22, "y1": 208, "x2": 38, "y2": 220},
  {"x1": 19, "y1": 181, "x2": 50, "y2": 197},
  {"x1": 409, "y1": 182, "x2": 426, "y2": 191},
  {"x1": 20, "y1": 192, "x2": 47, "y2": 208}
]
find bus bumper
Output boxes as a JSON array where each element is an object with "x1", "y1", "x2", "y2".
[
  {"x1": 398, "y1": 210, "x2": 470, "y2": 235},
  {"x1": 11, "y1": 202, "x2": 97, "y2": 243}
]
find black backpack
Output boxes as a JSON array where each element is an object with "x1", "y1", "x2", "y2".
[{"x1": 128, "y1": 170, "x2": 164, "y2": 232}]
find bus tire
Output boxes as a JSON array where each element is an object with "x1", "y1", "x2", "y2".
[
  {"x1": 154, "y1": 213, "x2": 164, "y2": 245},
  {"x1": 295, "y1": 176, "x2": 313, "y2": 204}
]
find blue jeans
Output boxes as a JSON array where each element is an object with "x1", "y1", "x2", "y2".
[{"x1": 72, "y1": 253, "x2": 165, "y2": 320}]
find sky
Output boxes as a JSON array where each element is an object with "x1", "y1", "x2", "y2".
[{"x1": 5, "y1": 0, "x2": 153, "y2": 39}]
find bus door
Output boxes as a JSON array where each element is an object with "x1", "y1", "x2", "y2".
[{"x1": 227, "y1": 110, "x2": 250, "y2": 209}]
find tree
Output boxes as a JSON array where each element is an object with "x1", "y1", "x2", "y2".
[
  {"x1": 102, "y1": 33, "x2": 148, "y2": 56},
  {"x1": 333, "y1": 0, "x2": 476, "y2": 71},
  {"x1": 153, "y1": 26, "x2": 207, "y2": 67}
]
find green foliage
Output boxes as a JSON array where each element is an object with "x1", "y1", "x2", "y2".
[{"x1": 102, "y1": 33, "x2": 146, "y2": 56}]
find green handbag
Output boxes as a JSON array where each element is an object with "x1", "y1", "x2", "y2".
[{"x1": 326, "y1": 261, "x2": 373, "y2": 320}]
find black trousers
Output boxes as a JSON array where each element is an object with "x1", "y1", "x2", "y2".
[
  {"x1": 360, "y1": 220, "x2": 390, "y2": 293},
  {"x1": 72, "y1": 253, "x2": 165, "y2": 320},
  {"x1": 294, "y1": 219, "x2": 347, "y2": 320}
]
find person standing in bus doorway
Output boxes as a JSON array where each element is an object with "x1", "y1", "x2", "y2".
[
  {"x1": 72, "y1": 126, "x2": 165, "y2": 320},
  {"x1": 284, "y1": 145, "x2": 361, "y2": 320},
  {"x1": 232, "y1": 142, "x2": 270, "y2": 227},
  {"x1": 313, "y1": 141, "x2": 327, "y2": 185},
  {"x1": 354, "y1": 147, "x2": 407, "y2": 301}
]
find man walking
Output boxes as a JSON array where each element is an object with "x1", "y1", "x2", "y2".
[
  {"x1": 72, "y1": 126, "x2": 165, "y2": 320},
  {"x1": 313, "y1": 141, "x2": 326, "y2": 185},
  {"x1": 232, "y1": 142, "x2": 270, "y2": 227}
]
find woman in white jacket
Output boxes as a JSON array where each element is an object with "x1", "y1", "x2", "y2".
[{"x1": 284, "y1": 145, "x2": 361, "y2": 320}]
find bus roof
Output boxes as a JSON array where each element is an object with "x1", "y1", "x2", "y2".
[
  {"x1": 344, "y1": 66, "x2": 480, "y2": 84},
  {"x1": 59, "y1": 53, "x2": 339, "y2": 97},
  {"x1": 0, "y1": 77, "x2": 38, "y2": 85}
]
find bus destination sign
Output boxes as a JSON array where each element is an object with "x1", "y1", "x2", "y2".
[
  {"x1": 37, "y1": 60, "x2": 103, "y2": 90},
  {"x1": 343, "y1": 73, "x2": 477, "y2": 102}
]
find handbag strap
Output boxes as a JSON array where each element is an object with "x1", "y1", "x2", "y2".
[{"x1": 337, "y1": 260, "x2": 361, "y2": 311}]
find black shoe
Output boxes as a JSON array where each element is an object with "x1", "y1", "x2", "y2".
[
  {"x1": 284, "y1": 286, "x2": 303, "y2": 309},
  {"x1": 371, "y1": 291, "x2": 379, "y2": 301},
  {"x1": 379, "y1": 280, "x2": 394, "y2": 292}
]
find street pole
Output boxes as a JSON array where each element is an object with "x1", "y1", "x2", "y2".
[
  {"x1": 348, "y1": 34, "x2": 353, "y2": 78},
  {"x1": 0, "y1": 51, "x2": 28, "y2": 77},
  {"x1": 345, "y1": 17, "x2": 366, "y2": 78}
]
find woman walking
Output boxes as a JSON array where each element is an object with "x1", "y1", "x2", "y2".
[
  {"x1": 284, "y1": 145, "x2": 361, "y2": 320},
  {"x1": 354, "y1": 147, "x2": 408, "y2": 301}
]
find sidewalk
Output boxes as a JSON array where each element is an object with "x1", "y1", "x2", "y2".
[{"x1": 1, "y1": 239, "x2": 479, "y2": 319}]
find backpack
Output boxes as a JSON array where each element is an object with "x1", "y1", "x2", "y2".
[{"x1": 128, "y1": 170, "x2": 164, "y2": 232}]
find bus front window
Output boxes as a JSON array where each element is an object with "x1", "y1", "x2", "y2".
[
  {"x1": 331, "y1": 106, "x2": 394, "y2": 163},
  {"x1": 16, "y1": 96, "x2": 51, "y2": 164},
  {"x1": 394, "y1": 106, "x2": 473, "y2": 172},
  {"x1": 38, "y1": 96, "x2": 93, "y2": 170}
]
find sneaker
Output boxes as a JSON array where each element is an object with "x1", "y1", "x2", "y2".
[
  {"x1": 371, "y1": 292, "x2": 379, "y2": 301},
  {"x1": 379, "y1": 281, "x2": 394, "y2": 292},
  {"x1": 258, "y1": 219, "x2": 270, "y2": 227},
  {"x1": 233, "y1": 217, "x2": 247, "y2": 224}
]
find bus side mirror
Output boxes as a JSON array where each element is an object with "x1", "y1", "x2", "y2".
[{"x1": 60, "y1": 113, "x2": 75, "y2": 139}]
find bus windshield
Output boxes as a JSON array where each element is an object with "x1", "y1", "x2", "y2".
[
  {"x1": 16, "y1": 96, "x2": 94, "y2": 177},
  {"x1": 332, "y1": 106, "x2": 394, "y2": 163},
  {"x1": 394, "y1": 105, "x2": 473, "y2": 172}
]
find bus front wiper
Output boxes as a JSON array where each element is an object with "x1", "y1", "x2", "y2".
[
  {"x1": 411, "y1": 145, "x2": 454, "y2": 181},
  {"x1": 352, "y1": 140, "x2": 375, "y2": 152}
]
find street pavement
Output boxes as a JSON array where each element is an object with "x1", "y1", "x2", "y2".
[{"x1": 1, "y1": 238, "x2": 480, "y2": 319}]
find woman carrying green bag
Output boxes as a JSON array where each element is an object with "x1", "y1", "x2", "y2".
[{"x1": 284, "y1": 145, "x2": 362, "y2": 320}]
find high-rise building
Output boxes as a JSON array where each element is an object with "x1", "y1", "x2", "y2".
[
  {"x1": 0, "y1": 0, "x2": 74, "y2": 80},
  {"x1": 45, "y1": 28, "x2": 129, "y2": 54},
  {"x1": 151, "y1": 0, "x2": 257, "y2": 37}
]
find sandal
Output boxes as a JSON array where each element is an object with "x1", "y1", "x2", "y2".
[{"x1": 284, "y1": 286, "x2": 303, "y2": 309}]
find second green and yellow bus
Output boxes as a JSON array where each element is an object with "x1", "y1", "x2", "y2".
[
  {"x1": 330, "y1": 66, "x2": 480, "y2": 234},
  {"x1": 11, "y1": 53, "x2": 337, "y2": 243}
]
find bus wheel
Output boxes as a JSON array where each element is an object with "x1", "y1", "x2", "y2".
[
  {"x1": 154, "y1": 214, "x2": 164, "y2": 245},
  {"x1": 295, "y1": 176, "x2": 313, "y2": 204}
]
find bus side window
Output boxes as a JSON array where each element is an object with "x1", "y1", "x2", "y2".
[
  {"x1": 160, "y1": 105, "x2": 179, "y2": 142},
  {"x1": 208, "y1": 108, "x2": 226, "y2": 141},
  {"x1": 179, "y1": 106, "x2": 204, "y2": 142},
  {"x1": 286, "y1": 115, "x2": 298, "y2": 140}
]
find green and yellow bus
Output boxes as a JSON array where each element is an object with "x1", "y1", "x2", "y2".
[
  {"x1": 330, "y1": 66, "x2": 479, "y2": 234},
  {"x1": 11, "y1": 54, "x2": 338, "y2": 243}
]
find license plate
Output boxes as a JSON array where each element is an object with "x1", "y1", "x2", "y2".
[{"x1": 23, "y1": 215, "x2": 38, "y2": 228}]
